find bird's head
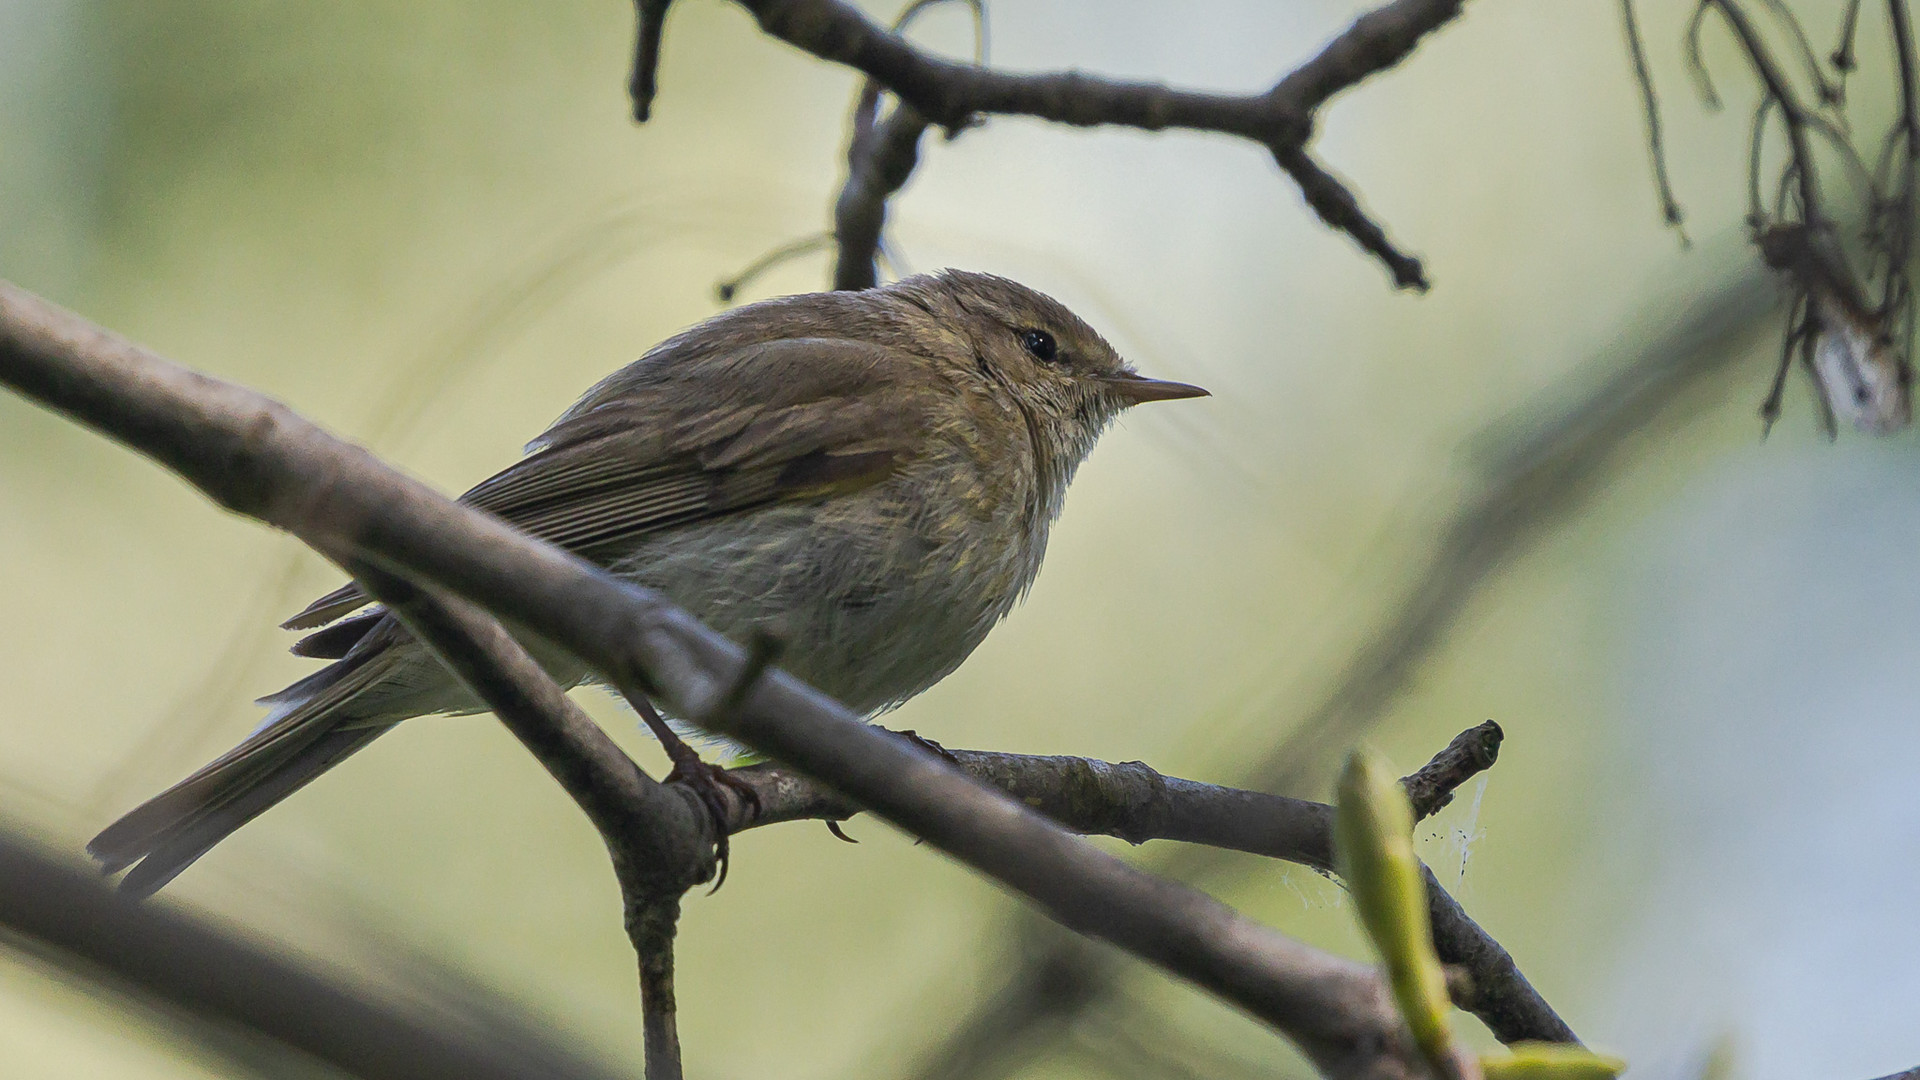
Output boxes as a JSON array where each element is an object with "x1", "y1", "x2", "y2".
[{"x1": 896, "y1": 270, "x2": 1207, "y2": 460}]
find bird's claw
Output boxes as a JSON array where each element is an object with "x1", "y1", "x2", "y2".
[{"x1": 663, "y1": 752, "x2": 761, "y2": 893}]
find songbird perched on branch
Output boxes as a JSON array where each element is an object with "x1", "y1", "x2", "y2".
[{"x1": 90, "y1": 269, "x2": 1208, "y2": 895}]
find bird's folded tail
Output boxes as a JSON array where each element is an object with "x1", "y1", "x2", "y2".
[{"x1": 89, "y1": 652, "x2": 397, "y2": 897}]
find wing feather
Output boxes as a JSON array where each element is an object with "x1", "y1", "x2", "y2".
[{"x1": 282, "y1": 336, "x2": 933, "y2": 640}]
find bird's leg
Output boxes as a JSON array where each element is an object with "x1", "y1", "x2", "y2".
[{"x1": 629, "y1": 695, "x2": 761, "y2": 890}]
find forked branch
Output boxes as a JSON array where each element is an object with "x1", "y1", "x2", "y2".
[{"x1": 642, "y1": 0, "x2": 1470, "y2": 290}]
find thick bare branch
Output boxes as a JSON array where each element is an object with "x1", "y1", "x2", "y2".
[{"x1": 0, "y1": 279, "x2": 1453, "y2": 1080}]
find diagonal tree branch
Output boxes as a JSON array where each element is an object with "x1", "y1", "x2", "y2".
[{"x1": 0, "y1": 279, "x2": 1466, "y2": 1080}]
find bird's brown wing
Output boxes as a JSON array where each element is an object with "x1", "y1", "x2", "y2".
[{"x1": 281, "y1": 337, "x2": 937, "y2": 643}]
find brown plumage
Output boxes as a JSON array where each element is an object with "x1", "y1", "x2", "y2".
[{"x1": 90, "y1": 270, "x2": 1207, "y2": 895}]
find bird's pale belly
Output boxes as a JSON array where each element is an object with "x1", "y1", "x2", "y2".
[{"x1": 609, "y1": 499, "x2": 1036, "y2": 715}]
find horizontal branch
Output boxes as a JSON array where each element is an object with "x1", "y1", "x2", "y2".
[
  {"x1": 736, "y1": 0, "x2": 1458, "y2": 141},
  {"x1": 722, "y1": 721, "x2": 1576, "y2": 1046},
  {"x1": 0, "y1": 280, "x2": 1457, "y2": 1080},
  {"x1": 670, "y1": 0, "x2": 1467, "y2": 289}
]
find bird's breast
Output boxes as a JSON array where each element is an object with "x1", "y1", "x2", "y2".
[{"x1": 609, "y1": 446, "x2": 1044, "y2": 715}]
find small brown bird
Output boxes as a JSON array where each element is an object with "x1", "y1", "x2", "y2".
[{"x1": 91, "y1": 269, "x2": 1207, "y2": 895}]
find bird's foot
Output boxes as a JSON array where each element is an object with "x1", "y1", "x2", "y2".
[
  {"x1": 629, "y1": 693, "x2": 762, "y2": 891},
  {"x1": 661, "y1": 744, "x2": 761, "y2": 892}
]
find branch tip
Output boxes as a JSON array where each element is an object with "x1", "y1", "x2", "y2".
[{"x1": 630, "y1": 0, "x2": 675, "y2": 123}]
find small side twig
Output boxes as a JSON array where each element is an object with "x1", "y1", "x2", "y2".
[
  {"x1": 1400, "y1": 720, "x2": 1502, "y2": 819},
  {"x1": 629, "y1": 0, "x2": 675, "y2": 121},
  {"x1": 1619, "y1": 0, "x2": 1689, "y2": 236},
  {"x1": 715, "y1": 233, "x2": 833, "y2": 303}
]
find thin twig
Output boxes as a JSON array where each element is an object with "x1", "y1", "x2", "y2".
[
  {"x1": 1703, "y1": 0, "x2": 1824, "y2": 221},
  {"x1": 715, "y1": 233, "x2": 833, "y2": 303},
  {"x1": 1888, "y1": 1, "x2": 1919, "y2": 181},
  {"x1": 629, "y1": 0, "x2": 675, "y2": 121},
  {"x1": 1399, "y1": 720, "x2": 1503, "y2": 819},
  {"x1": 1753, "y1": 0, "x2": 1841, "y2": 104},
  {"x1": 1835, "y1": 0, "x2": 1868, "y2": 76},
  {"x1": 1619, "y1": 0, "x2": 1690, "y2": 235}
]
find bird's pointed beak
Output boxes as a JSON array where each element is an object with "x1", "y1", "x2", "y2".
[{"x1": 1102, "y1": 373, "x2": 1210, "y2": 405}]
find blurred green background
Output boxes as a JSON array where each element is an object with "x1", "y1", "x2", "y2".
[{"x1": 3, "y1": 1, "x2": 1918, "y2": 1078}]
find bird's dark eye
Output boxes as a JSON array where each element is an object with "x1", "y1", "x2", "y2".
[{"x1": 1019, "y1": 328, "x2": 1059, "y2": 363}]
